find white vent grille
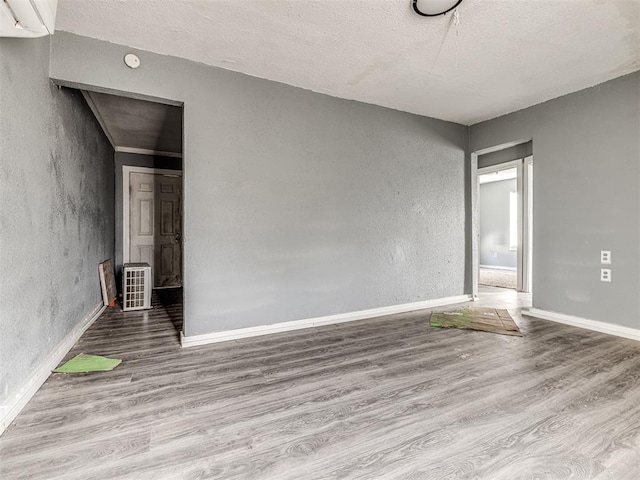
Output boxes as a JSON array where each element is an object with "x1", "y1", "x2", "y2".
[{"x1": 123, "y1": 263, "x2": 152, "y2": 311}]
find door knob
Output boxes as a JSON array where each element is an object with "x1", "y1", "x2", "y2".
[{"x1": 176, "y1": 232, "x2": 182, "y2": 242}]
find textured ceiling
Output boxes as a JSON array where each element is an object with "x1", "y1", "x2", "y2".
[
  {"x1": 57, "y1": 0, "x2": 639, "y2": 125},
  {"x1": 83, "y1": 91, "x2": 183, "y2": 155}
]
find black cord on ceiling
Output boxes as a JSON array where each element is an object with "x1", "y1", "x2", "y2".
[{"x1": 412, "y1": 0, "x2": 463, "y2": 17}]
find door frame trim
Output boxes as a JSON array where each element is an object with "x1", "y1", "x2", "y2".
[
  {"x1": 122, "y1": 166, "x2": 183, "y2": 267},
  {"x1": 523, "y1": 155, "x2": 534, "y2": 293}
]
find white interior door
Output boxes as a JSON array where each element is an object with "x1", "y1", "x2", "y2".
[{"x1": 129, "y1": 171, "x2": 182, "y2": 287}]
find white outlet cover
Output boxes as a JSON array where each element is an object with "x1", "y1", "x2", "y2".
[
  {"x1": 600, "y1": 250, "x2": 611, "y2": 264},
  {"x1": 600, "y1": 268, "x2": 612, "y2": 282}
]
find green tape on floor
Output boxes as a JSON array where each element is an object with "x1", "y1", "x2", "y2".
[
  {"x1": 429, "y1": 307, "x2": 522, "y2": 336},
  {"x1": 53, "y1": 354, "x2": 121, "y2": 373}
]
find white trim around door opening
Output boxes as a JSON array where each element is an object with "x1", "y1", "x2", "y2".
[{"x1": 473, "y1": 153, "x2": 533, "y2": 295}]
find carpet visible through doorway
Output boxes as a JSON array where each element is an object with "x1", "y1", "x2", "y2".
[
  {"x1": 430, "y1": 307, "x2": 522, "y2": 336},
  {"x1": 479, "y1": 267, "x2": 517, "y2": 289}
]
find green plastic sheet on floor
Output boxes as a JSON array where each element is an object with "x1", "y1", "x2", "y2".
[{"x1": 53, "y1": 353, "x2": 121, "y2": 373}]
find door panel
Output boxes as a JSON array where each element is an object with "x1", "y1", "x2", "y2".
[
  {"x1": 129, "y1": 171, "x2": 182, "y2": 287},
  {"x1": 139, "y1": 199, "x2": 153, "y2": 235},
  {"x1": 161, "y1": 200, "x2": 175, "y2": 235},
  {"x1": 138, "y1": 245, "x2": 153, "y2": 266},
  {"x1": 161, "y1": 244, "x2": 174, "y2": 275}
]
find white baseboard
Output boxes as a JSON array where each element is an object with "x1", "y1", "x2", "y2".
[
  {"x1": 479, "y1": 265, "x2": 517, "y2": 271},
  {"x1": 522, "y1": 308, "x2": 640, "y2": 342},
  {"x1": 181, "y1": 294, "x2": 473, "y2": 348},
  {"x1": 0, "y1": 302, "x2": 106, "y2": 436}
]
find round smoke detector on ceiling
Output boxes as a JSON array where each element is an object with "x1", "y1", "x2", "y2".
[{"x1": 124, "y1": 53, "x2": 140, "y2": 69}]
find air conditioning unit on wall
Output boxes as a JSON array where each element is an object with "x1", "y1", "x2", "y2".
[{"x1": 0, "y1": 0, "x2": 57, "y2": 38}]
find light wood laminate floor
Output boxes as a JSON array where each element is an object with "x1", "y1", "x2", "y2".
[{"x1": 1, "y1": 287, "x2": 639, "y2": 479}]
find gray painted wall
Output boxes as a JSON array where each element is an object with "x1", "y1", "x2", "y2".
[
  {"x1": 50, "y1": 32, "x2": 468, "y2": 337},
  {"x1": 114, "y1": 152, "x2": 182, "y2": 278},
  {"x1": 471, "y1": 71, "x2": 640, "y2": 329},
  {"x1": 0, "y1": 37, "x2": 114, "y2": 409},
  {"x1": 480, "y1": 179, "x2": 517, "y2": 269},
  {"x1": 478, "y1": 141, "x2": 532, "y2": 169}
]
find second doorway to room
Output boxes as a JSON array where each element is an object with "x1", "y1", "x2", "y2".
[{"x1": 477, "y1": 156, "x2": 533, "y2": 292}]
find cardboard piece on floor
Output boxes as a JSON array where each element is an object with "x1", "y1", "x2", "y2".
[
  {"x1": 53, "y1": 354, "x2": 122, "y2": 373},
  {"x1": 98, "y1": 259, "x2": 117, "y2": 307},
  {"x1": 430, "y1": 307, "x2": 522, "y2": 336}
]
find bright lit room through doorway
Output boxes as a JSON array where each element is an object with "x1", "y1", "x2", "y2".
[{"x1": 478, "y1": 157, "x2": 533, "y2": 292}]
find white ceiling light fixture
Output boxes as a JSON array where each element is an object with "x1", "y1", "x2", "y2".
[{"x1": 412, "y1": 0, "x2": 463, "y2": 17}]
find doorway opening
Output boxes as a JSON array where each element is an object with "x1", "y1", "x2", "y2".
[
  {"x1": 479, "y1": 166, "x2": 518, "y2": 289},
  {"x1": 472, "y1": 146, "x2": 533, "y2": 298},
  {"x1": 80, "y1": 88, "x2": 185, "y2": 338}
]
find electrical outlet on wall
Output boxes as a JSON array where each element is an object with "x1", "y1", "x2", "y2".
[
  {"x1": 601, "y1": 268, "x2": 612, "y2": 282},
  {"x1": 601, "y1": 250, "x2": 611, "y2": 264}
]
